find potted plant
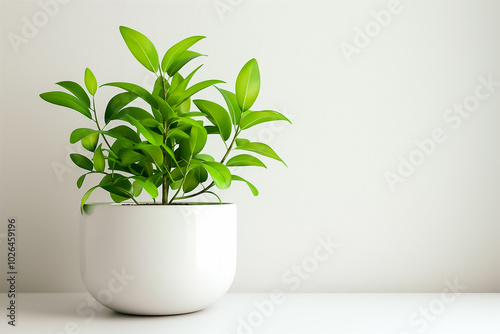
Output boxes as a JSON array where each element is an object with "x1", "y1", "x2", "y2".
[{"x1": 40, "y1": 26, "x2": 290, "y2": 315}]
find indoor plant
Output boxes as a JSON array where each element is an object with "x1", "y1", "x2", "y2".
[{"x1": 40, "y1": 26, "x2": 290, "y2": 315}]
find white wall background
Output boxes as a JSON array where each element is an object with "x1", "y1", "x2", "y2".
[{"x1": 1, "y1": 0, "x2": 499, "y2": 293}]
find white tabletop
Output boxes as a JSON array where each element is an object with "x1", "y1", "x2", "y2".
[{"x1": 1, "y1": 293, "x2": 499, "y2": 334}]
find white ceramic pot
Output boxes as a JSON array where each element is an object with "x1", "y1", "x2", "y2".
[{"x1": 80, "y1": 203, "x2": 237, "y2": 315}]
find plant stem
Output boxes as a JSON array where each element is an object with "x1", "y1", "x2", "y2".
[
  {"x1": 158, "y1": 69, "x2": 170, "y2": 205},
  {"x1": 176, "y1": 183, "x2": 215, "y2": 200},
  {"x1": 168, "y1": 155, "x2": 192, "y2": 204},
  {"x1": 162, "y1": 120, "x2": 169, "y2": 205},
  {"x1": 91, "y1": 96, "x2": 113, "y2": 151},
  {"x1": 220, "y1": 126, "x2": 240, "y2": 164}
]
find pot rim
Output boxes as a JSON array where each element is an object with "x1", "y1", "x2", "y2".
[{"x1": 83, "y1": 202, "x2": 236, "y2": 214}]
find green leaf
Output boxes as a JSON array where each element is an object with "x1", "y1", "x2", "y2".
[
  {"x1": 168, "y1": 65, "x2": 202, "y2": 103},
  {"x1": 176, "y1": 117, "x2": 204, "y2": 129},
  {"x1": 161, "y1": 35, "x2": 205, "y2": 74},
  {"x1": 119, "y1": 149, "x2": 145, "y2": 165},
  {"x1": 108, "y1": 157, "x2": 127, "y2": 172},
  {"x1": 202, "y1": 161, "x2": 231, "y2": 189},
  {"x1": 70, "y1": 128, "x2": 97, "y2": 144},
  {"x1": 115, "y1": 175, "x2": 133, "y2": 191},
  {"x1": 193, "y1": 164, "x2": 208, "y2": 183},
  {"x1": 193, "y1": 154, "x2": 215, "y2": 162},
  {"x1": 134, "y1": 178, "x2": 159, "y2": 199},
  {"x1": 235, "y1": 142, "x2": 286, "y2": 166},
  {"x1": 231, "y1": 175, "x2": 259, "y2": 196},
  {"x1": 138, "y1": 161, "x2": 154, "y2": 177},
  {"x1": 134, "y1": 143, "x2": 163, "y2": 166},
  {"x1": 40, "y1": 91, "x2": 92, "y2": 119},
  {"x1": 235, "y1": 58, "x2": 260, "y2": 112},
  {"x1": 81, "y1": 186, "x2": 99, "y2": 214},
  {"x1": 167, "y1": 128, "x2": 190, "y2": 141},
  {"x1": 119, "y1": 26, "x2": 159, "y2": 73},
  {"x1": 170, "y1": 73, "x2": 184, "y2": 92},
  {"x1": 93, "y1": 144, "x2": 105, "y2": 172},
  {"x1": 81, "y1": 132, "x2": 99, "y2": 152},
  {"x1": 70, "y1": 153, "x2": 93, "y2": 171},
  {"x1": 107, "y1": 125, "x2": 141, "y2": 143},
  {"x1": 76, "y1": 174, "x2": 86, "y2": 189},
  {"x1": 132, "y1": 181, "x2": 143, "y2": 197},
  {"x1": 240, "y1": 110, "x2": 291, "y2": 130},
  {"x1": 181, "y1": 112, "x2": 205, "y2": 117},
  {"x1": 235, "y1": 138, "x2": 250, "y2": 146},
  {"x1": 71, "y1": 128, "x2": 138, "y2": 146},
  {"x1": 183, "y1": 164, "x2": 208, "y2": 193},
  {"x1": 100, "y1": 184, "x2": 132, "y2": 199},
  {"x1": 170, "y1": 167, "x2": 184, "y2": 182},
  {"x1": 217, "y1": 88, "x2": 241, "y2": 126},
  {"x1": 226, "y1": 154, "x2": 266, "y2": 168},
  {"x1": 175, "y1": 65, "x2": 201, "y2": 91},
  {"x1": 56, "y1": 81, "x2": 90, "y2": 107},
  {"x1": 114, "y1": 107, "x2": 155, "y2": 122},
  {"x1": 193, "y1": 99, "x2": 232, "y2": 141},
  {"x1": 188, "y1": 125, "x2": 207, "y2": 156},
  {"x1": 101, "y1": 131, "x2": 138, "y2": 144},
  {"x1": 160, "y1": 144, "x2": 178, "y2": 164},
  {"x1": 143, "y1": 180, "x2": 159, "y2": 199},
  {"x1": 104, "y1": 92, "x2": 138, "y2": 124},
  {"x1": 170, "y1": 179, "x2": 182, "y2": 190},
  {"x1": 205, "y1": 126, "x2": 219, "y2": 135},
  {"x1": 103, "y1": 82, "x2": 158, "y2": 109},
  {"x1": 141, "y1": 118, "x2": 162, "y2": 130},
  {"x1": 176, "y1": 140, "x2": 191, "y2": 163},
  {"x1": 84, "y1": 68, "x2": 97, "y2": 95},
  {"x1": 99, "y1": 174, "x2": 133, "y2": 198},
  {"x1": 178, "y1": 97, "x2": 191, "y2": 114},
  {"x1": 154, "y1": 96, "x2": 176, "y2": 121},
  {"x1": 152, "y1": 107, "x2": 163, "y2": 123},
  {"x1": 126, "y1": 115, "x2": 159, "y2": 145},
  {"x1": 110, "y1": 192, "x2": 130, "y2": 203},
  {"x1": 153, "y1": 76, "x2": 170, "y2": 99},
  {"x1": 176, "y1": 80, "x2": 225, "y2": 107},
  {"x1": 183, "y1": 169, "x2": 200, "y2": 193},
  {"x1": 167, "y1": 51, "x2": 205, "y2": 77},
  {"x1": 105, "y1": 148, "x2": 119, "y2": 160}
]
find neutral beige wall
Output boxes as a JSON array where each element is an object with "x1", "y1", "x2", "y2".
[{"x1": 1, "y1": 0, "x2": 499, "y2": 293}]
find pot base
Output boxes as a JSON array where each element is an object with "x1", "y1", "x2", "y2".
[{"x1": 80, "y1": 203, "x2": 237, "y2": 315}]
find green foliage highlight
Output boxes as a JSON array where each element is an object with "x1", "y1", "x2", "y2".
[{"x1": 40, "y1": 26, "x2": 290, "y2": 211}]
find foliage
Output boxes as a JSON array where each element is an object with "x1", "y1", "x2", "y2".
[{"x1": 40, "y1": 26, "x2": 290, "y2": 212}]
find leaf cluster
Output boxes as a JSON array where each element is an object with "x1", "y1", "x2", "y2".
[{"x1": 40, "y1": 26, "x2": 290, "y2": 212}]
